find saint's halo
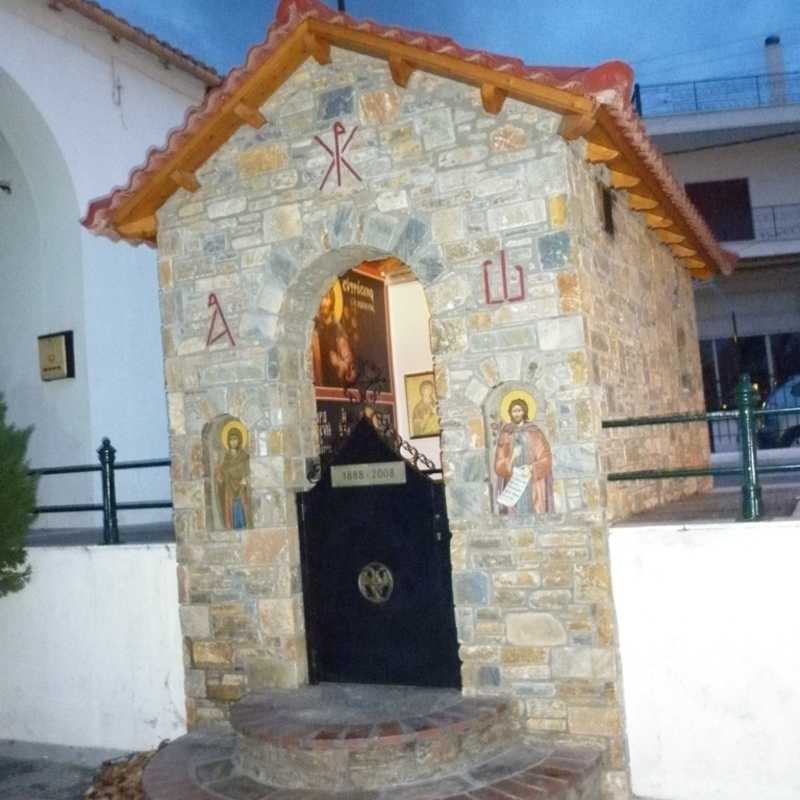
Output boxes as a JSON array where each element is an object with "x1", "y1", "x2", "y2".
[
  {"x1": 221, "y1": 419, "x2": 248, "y2": 449},
  {"x1": 499, "y1": 389, "x2": 537, "y2": 423}
]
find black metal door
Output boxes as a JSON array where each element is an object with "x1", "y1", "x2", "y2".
[{"x1": 297, "y1": 419, "x2": 461, "y2": 688}]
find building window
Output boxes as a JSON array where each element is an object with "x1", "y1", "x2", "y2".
[
  {"x1": 685, "y1": 178, "x2": 754, "y2": 242},
  {"x1": 700, "y1": 332, "x2": 800, "y2": 450}
]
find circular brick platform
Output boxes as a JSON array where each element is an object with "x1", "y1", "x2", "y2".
[
  {"x1": 142, "y1": 731, "x2": 603, "y2": 800},
  {"x1": 230, "y1": 684, "x2": 514, "y2": 790}
]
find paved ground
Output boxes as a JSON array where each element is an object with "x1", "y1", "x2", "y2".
[{"x1": 0, "y1": 741, "x2": 125, "y2": 800}]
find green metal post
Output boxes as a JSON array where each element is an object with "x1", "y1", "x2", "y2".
[
  {"x1": 736, "y1": 374, "x2": 762, "y2": 520},
  {"x1": 98, "y1": 437, "x2": 120, "y2": 544}
]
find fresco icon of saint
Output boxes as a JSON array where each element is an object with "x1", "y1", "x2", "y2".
[
  {"x1": 215, "y1": 419, "x2": 251, "y2": 530},
  {"x1": 492, "y1": 388, "x2": 554, "y2": 515}
]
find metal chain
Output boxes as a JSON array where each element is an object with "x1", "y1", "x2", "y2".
[{"x1": 315, "y1": 360, "x2": 440, "y2": 474}]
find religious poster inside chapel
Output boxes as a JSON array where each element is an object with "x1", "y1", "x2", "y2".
[{"x1": 312, "y1": 263, "x2": 396, "y2": 456}]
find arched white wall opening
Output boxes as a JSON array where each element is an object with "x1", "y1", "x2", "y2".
[{"x1": 0, "y1": 68, "x2": 94, "y2": 526}]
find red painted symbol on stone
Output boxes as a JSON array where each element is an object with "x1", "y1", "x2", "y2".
[
  {"x1": 483, "y1": 250, "x2": 526, "y2": 304},
  {"x1": 314, "y1": 121, "x2": 361, "y2": 190},
  {"x1": 206, "y1": 292, "x2": 236, "y2": 348}
]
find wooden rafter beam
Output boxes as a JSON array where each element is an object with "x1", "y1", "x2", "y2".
[
  {"x1": 304, "y1": 32, "x2": 331, "y2": 65},
  {"x1": 586, "y1": 142, "x2": 619, "y2": 163},
  {"x1": 110, "y1": 17, "x2": 600, "y2": 239},
  {"x1": 671, "y1": 244, "x2": 697, "y2": 258},
  {"x1": 308, "y1": 18, "x2": 594, "y2": 117},
  {"x1": 110, "y1": 22, "x2": 310, "y2": 230},
  {"x1": 584, "y1": 125, "x2": 619, "y2": 163},
  {"x1": 657, "y1": 229, "x2": 686, "y2": 244},
  {"x1": 170, "y1": 169, "x2": 200, "y2": 193},
  {"x1": 645, "y1": 213, "x2": 674, "y2": 230},
  {"x1": 593, "y1": 106, "x2": 716, "y2": 275},
  {"x1": 627, "y1": 191, "x2": 659, "y2": 211},
  {"x1": 233, "y1": 102, "x2": 267, "y2": 129},
  {"x1": 558, "y1": 113, "x2": 596, "y2": 140},
  {"x1": 117, "y1": 215, "x2": 156, "y2": 238},
  {"x1": 480, "y1": 83, "x2": 507, "y2": 114},
  {"x1": 609, "y1": 169, "x2": 639, "y2": 189},
  {"x1": 607, "y1": 156, "x2": 640, "y2": 189},
  {"x1": 388, "y1": 55, "x2": 414, "y2": 87},
  {"x1": 683, "y1": 257, "x2": 708, "y2": 271}
]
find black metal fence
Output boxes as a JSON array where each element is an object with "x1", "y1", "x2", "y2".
[
  {"x1": 633, "y1": 70, "x2": 800, "y2": 117},
  {"x1": 30, "y1": 438, "x2": 171, "y2": 545},
  {"x1": 603, "y1": 374, "x2": 800, "y2": 521}
]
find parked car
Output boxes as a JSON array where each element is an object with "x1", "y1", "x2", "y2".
[{"x1": 759, "y1": 375, "x2": 800, "y2": 448}]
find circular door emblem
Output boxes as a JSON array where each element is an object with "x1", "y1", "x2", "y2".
[{"x1": 358, "y1": 562, "x2": 394, "y2": 604}]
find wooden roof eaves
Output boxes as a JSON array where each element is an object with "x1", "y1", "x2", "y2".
[
  {"x1": 110, "y1": 20, "x2": 314, "y2": 237},
  {"x1": 306, "y1": 19, "x2": 595, "y2": 118},
  {"x1": 107, "y1": 18, "x2": 725, "y2": 280},
  {"x1": 109, "y1": 19, "x2": 597, "y2": 239},
  {"x1": 589, "y1": 106, "x2": 719, "y2": 279}
]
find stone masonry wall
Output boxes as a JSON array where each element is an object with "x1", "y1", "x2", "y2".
[
  {"x1": 154, "y1": 47, "x2": 708, "y2": 800},
  {"x1": 564, "y1": 148, "x2": 711, "y2": 521}
]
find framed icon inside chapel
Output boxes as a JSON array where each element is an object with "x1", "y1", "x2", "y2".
[{"x1": 404, "y1": 371, "x2": 440, "y2": 439}]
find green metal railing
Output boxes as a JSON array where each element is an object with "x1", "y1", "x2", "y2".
[
  {"x1": 602, "y1": 373, "x2": 800, "y2": 521},
  {"x1": 30, "y1": 438, "x2": 171, "y2": 545}
]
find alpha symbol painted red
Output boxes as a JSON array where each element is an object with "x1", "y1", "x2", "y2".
[
  {"x1": 483, "y1": 250, "x2": 526, "y2": 304},
  {"x1": 206, "y1": 293, "x2": 236, "y2": 347},
  {"x1": 314, "y1": 121, "x2": 361, "y2": 190}
]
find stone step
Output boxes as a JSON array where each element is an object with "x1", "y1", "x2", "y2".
[
  {"x1": 142, "y1": 732, "x2": 602, "y2": 800},
  {"x1": 230, "y1": 686, "x2": 515, "y2": 790}
]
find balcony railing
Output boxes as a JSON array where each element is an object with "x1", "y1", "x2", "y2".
[
  {"x1": 752, "y1": 204, "x2": 800, "y2": 241},
  {"x1": 634, "y1": 71, "x2": 800, "y2": 117}
]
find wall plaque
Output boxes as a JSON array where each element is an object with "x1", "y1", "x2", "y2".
[
  {"x1": 331, "y1": 461, "x2": 406, "y2": 488},
  {"x1": 37, "y1": 330, "x2": 75, "y2": 381}
]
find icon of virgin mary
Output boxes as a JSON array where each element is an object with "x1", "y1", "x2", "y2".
[
  {"x1": 215, "y1": 419, "x2": 251, "y2": 529},
  {"x1": 493, "y1": 390, "x2": 554, "y2": 514}
]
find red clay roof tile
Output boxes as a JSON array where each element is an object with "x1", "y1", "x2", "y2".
[{"x1": 82, "y1": 0, "x2": 733, "y2": 275}]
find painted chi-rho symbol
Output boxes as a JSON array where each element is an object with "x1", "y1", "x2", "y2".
[
  {"x1": 314, "y1": 121, "x2": 362, "y2": 190},
  {"x1": 483, "y1": 250, "x2": 526, "y2": 304}
]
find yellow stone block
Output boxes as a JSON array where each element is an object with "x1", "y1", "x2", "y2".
[
  {"x1": 466, "y1": 416, "x2": 485, "y2": 449},
  {"x1": 238, "y1": 144, "x2": 288, "y2": 177},
  {"x1": 568, "y1": 705, "x2": 621, "y2": 737},
  {"x1": 568, "y1": 351, "x2": 589, "y2": 385},
  {"x1": 548, "y1": 194, "x2": 568, "y2": 228},
  {"x1": 359, "y1": 88, "x2": 401, "y2": 124},
  {"x1": 501, "y1": 646, "x2": 548, "y2": 665},
  {"x1": 557, "y1": 271, "x2": 581, "y2": 314},
  {"x1": 192, "y1": 640, "x2": 234, "y2": 668}
]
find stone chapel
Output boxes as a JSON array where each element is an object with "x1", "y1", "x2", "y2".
[{"x1": 84, "y1": 1, "x2": 730, "y2": 797}]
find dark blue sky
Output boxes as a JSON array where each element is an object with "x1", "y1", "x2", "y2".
[{"x1": 107, "y1": 0, "x2": 799, "y2": 86}]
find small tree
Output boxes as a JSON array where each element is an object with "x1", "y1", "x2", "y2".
[{"x1": 0, "y1": 395, "x2": 36, "y2": 596}]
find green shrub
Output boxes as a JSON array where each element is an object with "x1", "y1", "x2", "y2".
[{"x1": 0, "y1": 395, "x2": 36, "y2": 596}]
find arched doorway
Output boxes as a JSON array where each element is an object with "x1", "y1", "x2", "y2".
[{"x1": 296, "y1": 256, "x2": 460, "y2": 688}]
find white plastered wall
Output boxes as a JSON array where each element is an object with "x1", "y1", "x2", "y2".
[
  {"x1": 387, "y1": 279, "x2": 441, "y2": 468},
  {"x1": 0, "y1": 545, "x2": 186, "y2": 750},
  {"x1": 610, "y1": 521, "x2": 800, "y2": 800},
  {"x1": 0, "y1": 0, "x2": 206, "y2": 526}
]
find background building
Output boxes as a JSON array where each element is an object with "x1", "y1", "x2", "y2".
[
  {"x1": 0, "y1": 0, "x2": 213, "y2": 526},
  {"x1": 639, "y1": 35, "x2": 800, "y2": 451}
]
